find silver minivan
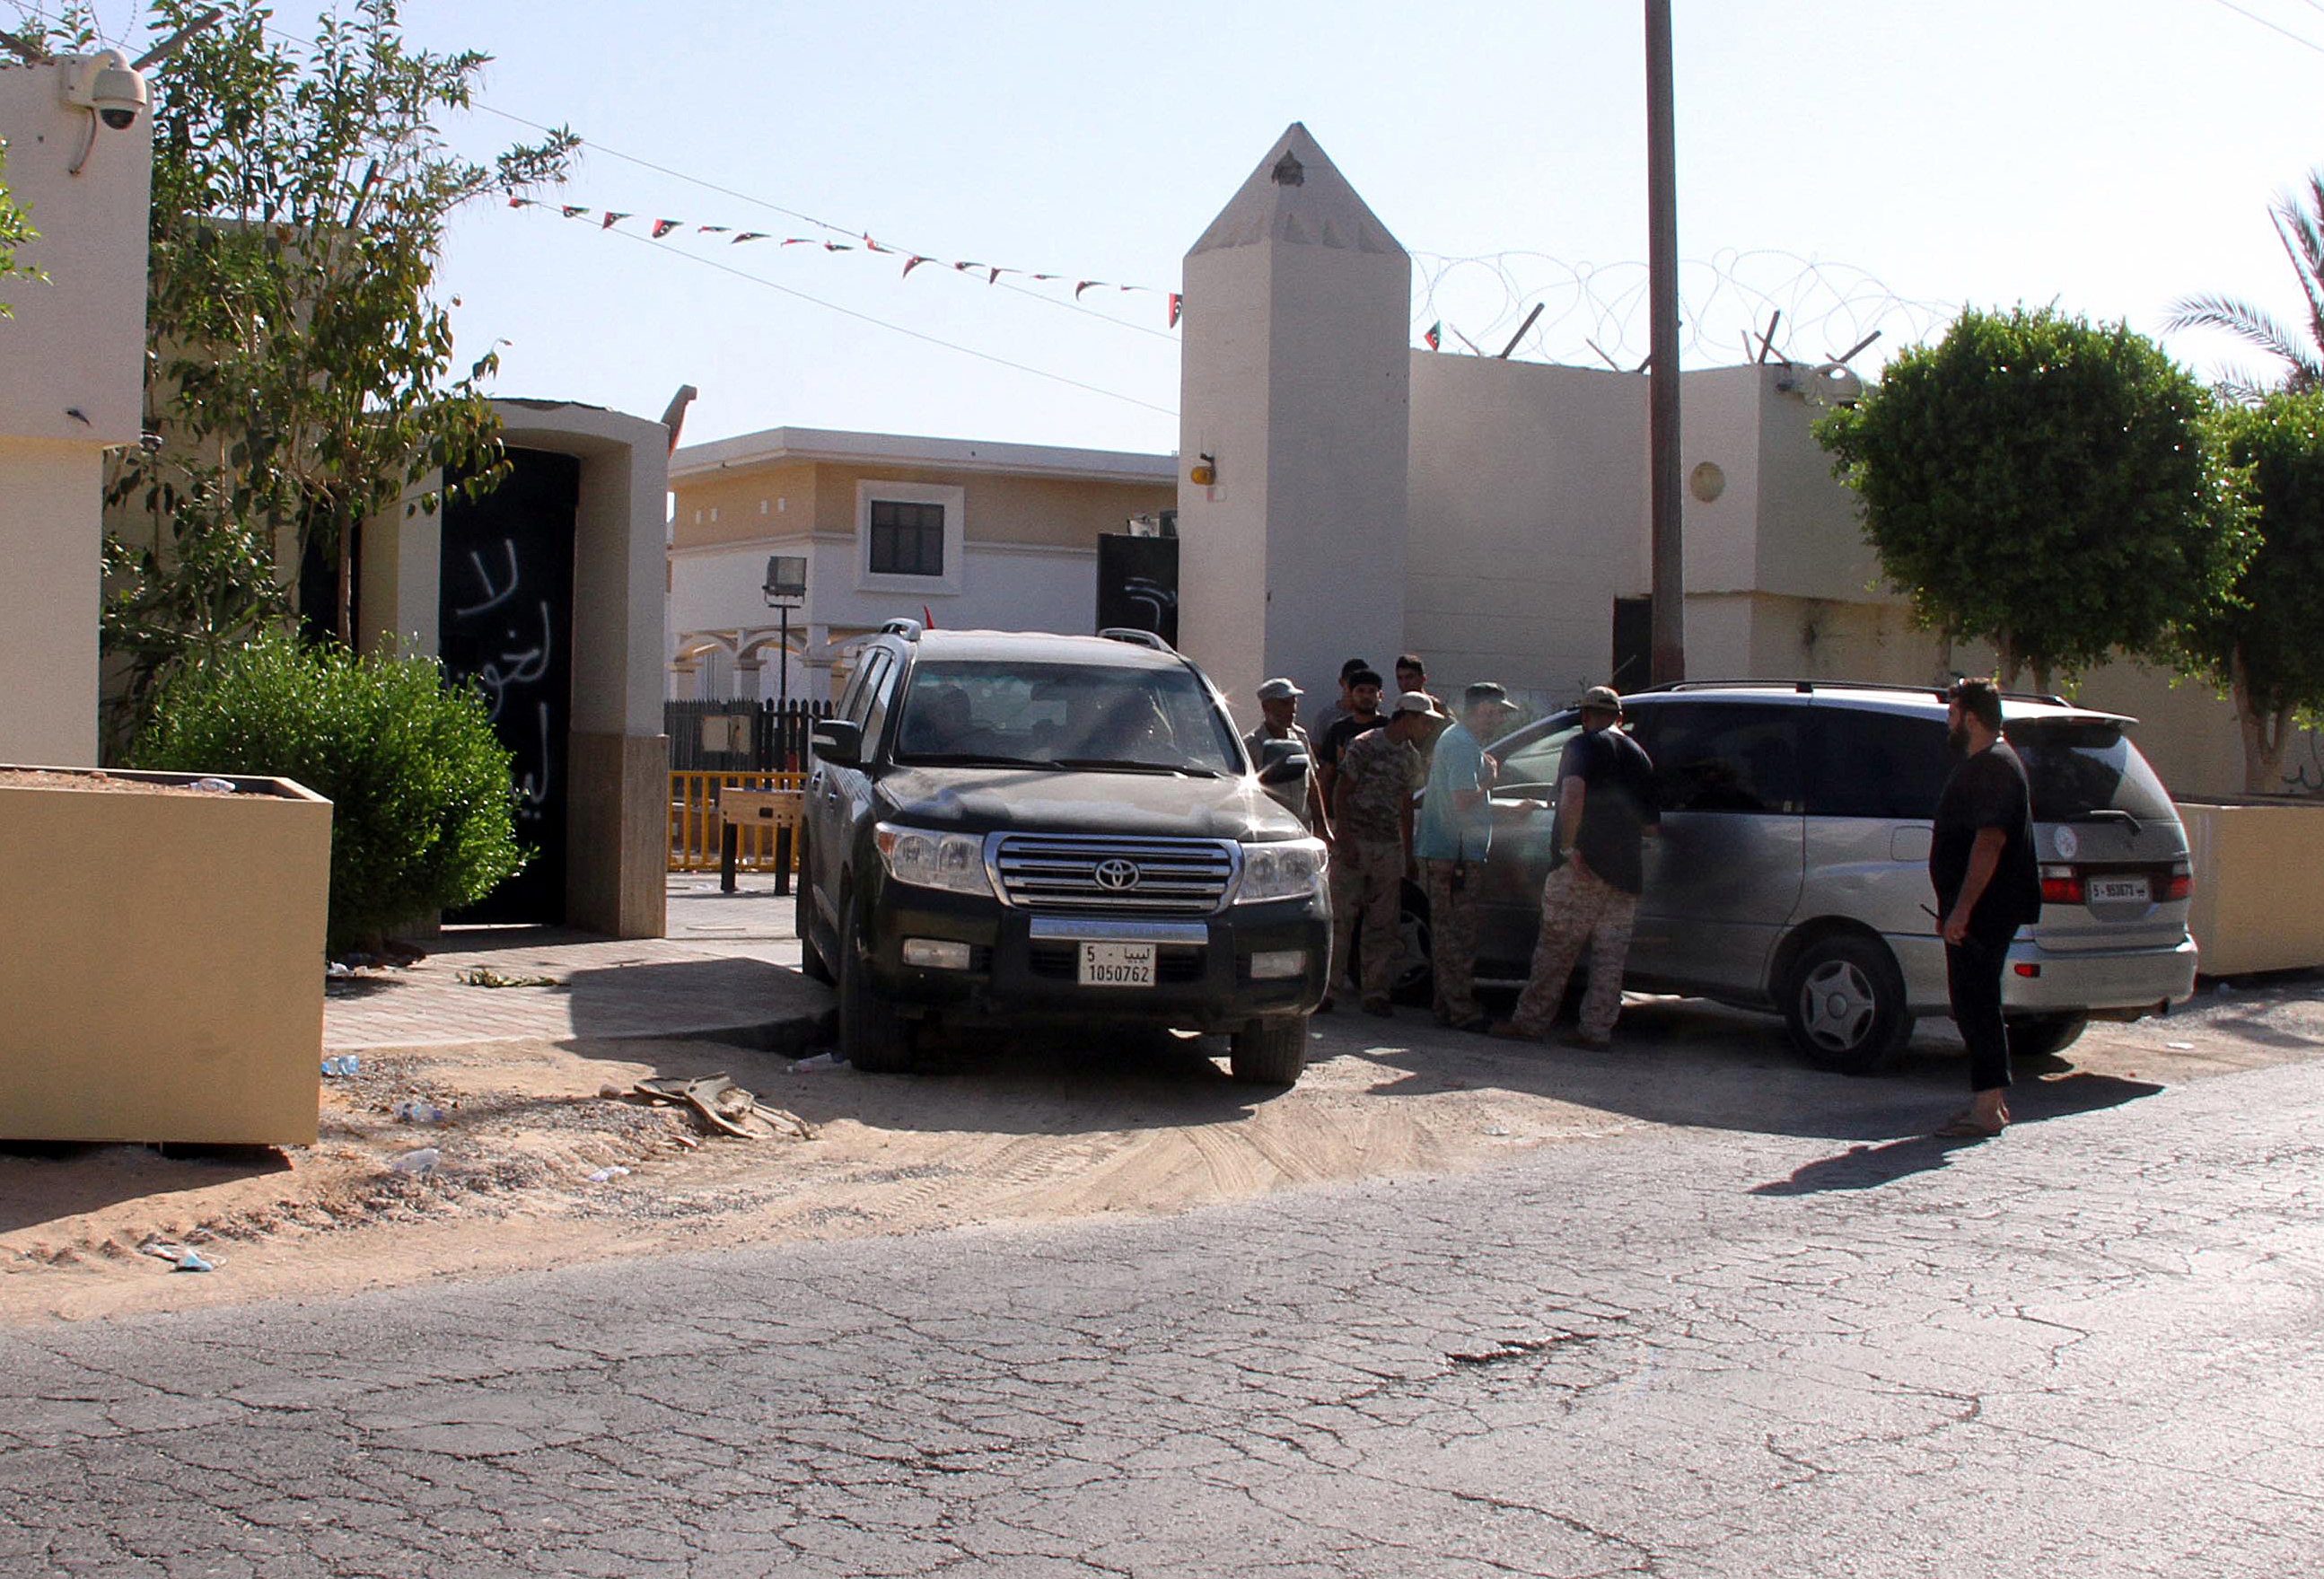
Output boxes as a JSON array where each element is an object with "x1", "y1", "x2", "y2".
[{"x1": 1412, "y1": 680, "x2": 2199, "y2": 1074}]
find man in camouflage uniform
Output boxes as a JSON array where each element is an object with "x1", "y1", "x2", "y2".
[
  {"x1": 1326, "y1": 691, "x2": 1438, "y2": 1016},
  {"x1": 1494, "y1": 686, "x2": 1659, "y2": 1049},
  {"x1": 1243, "y1": 677, "x2": 1331, "y2": 836}
]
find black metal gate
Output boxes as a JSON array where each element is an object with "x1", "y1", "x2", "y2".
[{"x1": 439, "y1": 449, "x2": 580, "y2": 924}]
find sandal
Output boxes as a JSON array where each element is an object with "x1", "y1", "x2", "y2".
[{"x1": 1934, "y1": 1113, "x2": 2004, "y2": 1139}]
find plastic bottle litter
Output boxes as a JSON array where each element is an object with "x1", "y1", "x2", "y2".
[
  {"x1": 189, "y1": 776, "x2": 237, "y2": 794},
  {"x1": 788, "y1": 1051, "x2": 846, "y2": 1073},
  {"x1": 388, "y1": 1146, "x2": 440, "y2": 1176},
  {"x1": 585, "y1": 1164, "x2": 631, "y2": 1183},
  {"x1": 393, "y1": 1100, "x2": 446, "y2": 1124},
  {"x1": 320, "y1": 1055, "x2": 363, "y2": 1078},
  {"x1": 173, "y1": 1249, "x2": 215, "y2": 1273}
]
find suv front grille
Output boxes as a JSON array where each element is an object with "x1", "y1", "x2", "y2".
[{"x1": 993, "y1": 834, "x2": 1236, "y2": 914}]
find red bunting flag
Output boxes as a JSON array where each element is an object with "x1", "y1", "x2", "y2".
[
  {"x1": 560, "y1": 205, "x2": 588, "y2": 218},
  {"x1": 1168, "y1": 293, "x2": 1181, "y2": 329},
  {"x1": 863, "y1": 234, "x2": 890, "y2": 253},
  {"x1": 1074, "y1": 280, "x2": 1103, "y2": 299},
  {"x1": 600, "y1": 212, "x2": 628, "y2": 230},
  {"x1": 782, "y1": 237, "x2": 813, "y2": 246},
  {"x1": 698, "y1": 224, "x2": 731, "y2": 234},
  {"x1": 652, "y1": 219, "x2": 680, "y2": 238},
  {"x1": 506, "y1": 196, "x2": 530, "y2": 208},
  {"x1": 902, "y1": 256, "x2": 927, "y2": 276},
  {"x1": 732, "y1": 232, "x2": 768, "y2": 242},
  {"x1": 824, "y1": 241, "x2": 852, "y2": 251},
  {"x1": 987, "y1": 267, "x2": 1004, "y2": 284},
  {"x1": 1424, "y1": 320, "x2": 1442, "y2": 350}
]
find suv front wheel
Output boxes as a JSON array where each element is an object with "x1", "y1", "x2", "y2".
[
  {"x1": 838, "y1": 888, "x2": 916, "y2": 1073},
  {"x1": 1782, "y1": 933, "x2": 1911, "y2": 1076},
  {"x1": 1229, "y1": 1015, "x2": 1308, "y2": 1086}
]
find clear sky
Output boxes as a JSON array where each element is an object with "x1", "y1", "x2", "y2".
[{"x1": 48, "y1": 0, "x2": 2324, "y2": 457}]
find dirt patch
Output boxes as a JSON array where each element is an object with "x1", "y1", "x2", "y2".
[
  {"x1": 4, "y1": 977, "x2": 2318, "y2": 1328},
  {"x1": 0, "y1": 768, "x2": 225, "y2": 795}
]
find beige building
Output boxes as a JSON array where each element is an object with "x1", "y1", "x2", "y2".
[{"x1": 667, "y1": 426, "x2": 1177, "y2": 702}]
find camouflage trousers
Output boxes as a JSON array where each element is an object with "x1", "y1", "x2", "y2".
[
  {"x1": 1328, "y1": 838, "x2": 1404, "y2": 1002},
  {"x1": 1510, "y1": 860, "x2": 1638, "y2": 1040},
  {"x1": 1422, "y1": 857, "x2": 1483, "y2": 1023}
]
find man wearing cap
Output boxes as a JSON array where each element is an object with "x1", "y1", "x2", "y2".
[
  {"x1": 1494, "y1": 685, "x2": 1659, "y2": 1049},
  {"x1": 1415, "y1": 681, "x2": 1534, "y2": 1031},
  {"x1": 1244, "y1": 678, "x2": 1331, "y2": 838},
  {"x1": 1326, "y1": 692, "x2": 1437, "y2": 1015}
]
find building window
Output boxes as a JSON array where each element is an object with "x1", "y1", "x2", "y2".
[{"x1": 868, "y1": 500, "x2": 946, "y2": 576}]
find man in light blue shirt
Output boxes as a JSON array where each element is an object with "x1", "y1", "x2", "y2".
[{"x1": 1415, "y1": 682, "x2": 1529, "y2": 1030}]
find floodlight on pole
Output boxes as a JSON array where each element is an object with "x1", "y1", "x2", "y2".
[{"x1": 762, "y1": 555, "x2": 807, "y2": 718}]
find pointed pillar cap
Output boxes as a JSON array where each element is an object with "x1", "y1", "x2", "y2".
[{"x1": 1188, "y1": 122, "x2": 1405, "y2": 259}]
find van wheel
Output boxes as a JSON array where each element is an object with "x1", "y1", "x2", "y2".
[
  {"x1": 796, "y1": 832, "x2": 835, "y2": 985},
  {"x1": 1783, "y1": 934, "x2": 1911, "y2": 1075},
  {"x1": 2007, "y1": 1014, "x2": 2087, "y2": 1061},
  {"x1": 838, "y1": 890, "x2": 914, "y2": 1073},
  {"x1": 1229, "y1": 1015, "x2": 1308, "y2": 1086}
]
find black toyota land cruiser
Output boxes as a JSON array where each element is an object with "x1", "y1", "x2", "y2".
[{"x1": 795, "y1": 622, "x2": 1330, "y2": 1084}]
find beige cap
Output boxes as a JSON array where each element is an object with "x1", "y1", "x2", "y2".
[
  {"x1": 1576, "y1": 684, "x2": 1622, "y2": 713},
  {"x1": 1255, "y1": 677, "x2": 1303, "y2": 700},
  {"x1": 1391, "y1": 689, "x2": 1445, "y2": 719}
]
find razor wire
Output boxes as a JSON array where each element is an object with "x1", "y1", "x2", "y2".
[{"x1": 1411, "y1": 248, "x2": 1957, "y2": 372}]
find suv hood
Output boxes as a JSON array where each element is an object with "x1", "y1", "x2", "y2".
[{"x1": 878, "y1": 767, "x2": 1304, "y2": 842}]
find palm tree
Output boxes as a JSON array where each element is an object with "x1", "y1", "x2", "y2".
[{"x1": 2167, "y1": 169, "x2": 2324, "y2": 401}]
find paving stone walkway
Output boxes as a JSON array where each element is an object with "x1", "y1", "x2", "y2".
[{"x1": 323, "y1": 876, "x2": 825, "y2": 1048}]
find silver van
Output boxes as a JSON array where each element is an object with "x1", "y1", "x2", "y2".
[{"x1": 1408, "y1": 680, "x2": 2198, "y2": 1074}]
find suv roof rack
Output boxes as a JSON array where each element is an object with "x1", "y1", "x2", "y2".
[
  {"x1": 876, "y1": 618, "x2": 924, "y2": 642},
  {"x1": 1097, "y1": 627, "x2": 1174, "y2": 654},
  {"x1": 1633, "y1": 677, "x2": 2067, "y2": 706}
]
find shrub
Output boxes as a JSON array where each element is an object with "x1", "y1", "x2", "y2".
[{"x1": 132, "y1": 632, "x2": 529, "y2": 954}]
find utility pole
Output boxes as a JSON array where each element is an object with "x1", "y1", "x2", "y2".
[{"x1": 1644, "y1": 0, "x2": 1685, "y2": 683}]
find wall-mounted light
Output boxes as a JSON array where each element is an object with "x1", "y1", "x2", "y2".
[{"x1": 1188, "y1": 452, "x2": 1217, "y2": 487}]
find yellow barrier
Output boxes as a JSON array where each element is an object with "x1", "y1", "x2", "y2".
[{"x1": 668, "y1": 771, "x2": 808, "y2": 873}]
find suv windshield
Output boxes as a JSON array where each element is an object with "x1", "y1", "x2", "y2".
[
  {"x1": 2005, "y1": 718, "x2": 2177, "y2": 825},
  {"x1": 891, "y1": 660, "x2": 1243, "y2": 776}
]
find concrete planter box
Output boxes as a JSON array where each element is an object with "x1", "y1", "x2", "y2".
[
  {"x1": 0, "y1": 766, "x2": 331, "y2": 1145},
  {"x1": 2176, "y1": 798, "x2": 2324, "y2": 978}
]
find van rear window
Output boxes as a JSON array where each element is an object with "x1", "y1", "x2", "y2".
[{"x1": 2005, "y1": 721, "x2": 2177, "y2": 824}]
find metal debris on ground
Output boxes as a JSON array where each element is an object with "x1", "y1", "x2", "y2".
[
  {"x1": 138, "y1": 1240, "x2": 217, "y2": 1273},
  {"x1": 456, "y1": 966, "x2": 563, "y2": 988},
  {"x1": 388, "y1": 1146, "x2": 441, "y2": 1175},
  {"x1": 609, "y1": 1074, "x2": 817, "y2": 1142},
  {"x1": 788, "y1": 1052, "x2": 845, "y2": 1073},
  {"x1": 585, "y1": 1165, "x2": 631, "y2": 1182}
]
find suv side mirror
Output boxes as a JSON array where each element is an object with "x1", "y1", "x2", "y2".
[
  {"x1": 1256, "y1": 737, "x2": 1310, "y2": 785},
  {"x1": 810, "y1": 717, "x2": 863, "y2": 768}
]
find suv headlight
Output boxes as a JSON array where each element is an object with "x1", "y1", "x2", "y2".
[
  {"x1": 875, "y1": 823, "x2": 993, "y2": 897},
  {"x1": 1235, "y1": 837, "x2": 1329, "y2": 906}
]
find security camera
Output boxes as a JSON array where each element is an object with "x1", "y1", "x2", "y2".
[{"x1": 60, "y1": 49, "x2": 149, "y2": 132}]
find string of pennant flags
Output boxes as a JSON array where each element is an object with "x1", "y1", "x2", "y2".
[{"x1": 505, "y1": 195, "x2": 1183, "y2": 329}]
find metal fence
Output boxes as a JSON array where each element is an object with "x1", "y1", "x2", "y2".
[
  {"x1": 668, "y1": 770, "x2": 808, "y2": 873},
  {"x1": 665, "y1": 697, "x2": 832, "y2": 773}
]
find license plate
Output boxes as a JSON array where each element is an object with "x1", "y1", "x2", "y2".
[
  {"x1": 2089, "y1": 876, "x2": 2150, "y2": 904},
  {"x1": 1078, "y1": 942, "x2": 1156, "y2": 987}
]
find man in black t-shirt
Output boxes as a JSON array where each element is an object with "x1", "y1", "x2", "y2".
[
  {"x1": 1314, "y1": 667, "x2": 1384, "y2": 810},
  {"x1": 1492, "y1": 686, "x2": 1659, "y2": 1049},
  {"x1": 1930, "y1": 677, "x2": 2043, "y2": 1139}
]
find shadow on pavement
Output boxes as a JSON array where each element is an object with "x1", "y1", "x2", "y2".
[
  {"x1": 1748, "y1": 1070, "x2": 2168, "y2": 1195},
  {"x1": 0, "y1": 1142, "x2": 291, "y2": 1235}
]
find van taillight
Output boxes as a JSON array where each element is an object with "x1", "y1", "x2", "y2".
[
  {"x1": 2162, "y1": 867, "x2": 2193, "y2": 902},
  {"x1": 2039, "y1": 864, "x2": 2081, "y2": 906}
]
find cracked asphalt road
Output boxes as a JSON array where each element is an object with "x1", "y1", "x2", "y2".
[{"x1": 3, "y1": 1053, "x2": 2320, "y2": 1577}]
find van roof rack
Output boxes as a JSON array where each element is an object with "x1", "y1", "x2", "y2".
[
  {"x1": 1634, "y1": 677, "x2": 2068, "y2": 706},
  {"x1": 876, "y1": 618, "x2": 924, "y2": 642},
  {"x1": 1097, "y1": 627, "x2": 1174, "y2": 654}
]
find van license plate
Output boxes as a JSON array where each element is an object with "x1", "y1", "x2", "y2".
[
  {"x1": 1079, "y1": 943, "x2": 1156, "y2": 987},
  {"x1": 2089, "y1": 876, "x2": 2150, "y2": 904}
]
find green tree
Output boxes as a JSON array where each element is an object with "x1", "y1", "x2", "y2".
[
  {"x1": 0, "y1": 138, "x2": 46, "y2": 316},
  {"x1": 83, "y1": 0, "x2": 575, "y2": 739},
  {"x1": 132, "y1": 631, "x2": 530, "y2": 955},
  {"x1": 1814, "y1": 305, "x2": 2253, "y2": 692},
  {"x1": 2182, "y1": 392, "x2": 2324, "y2": 793},
  {"x1": 2165, "y1": 170, "x2": 2324, "y2": 402}
]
